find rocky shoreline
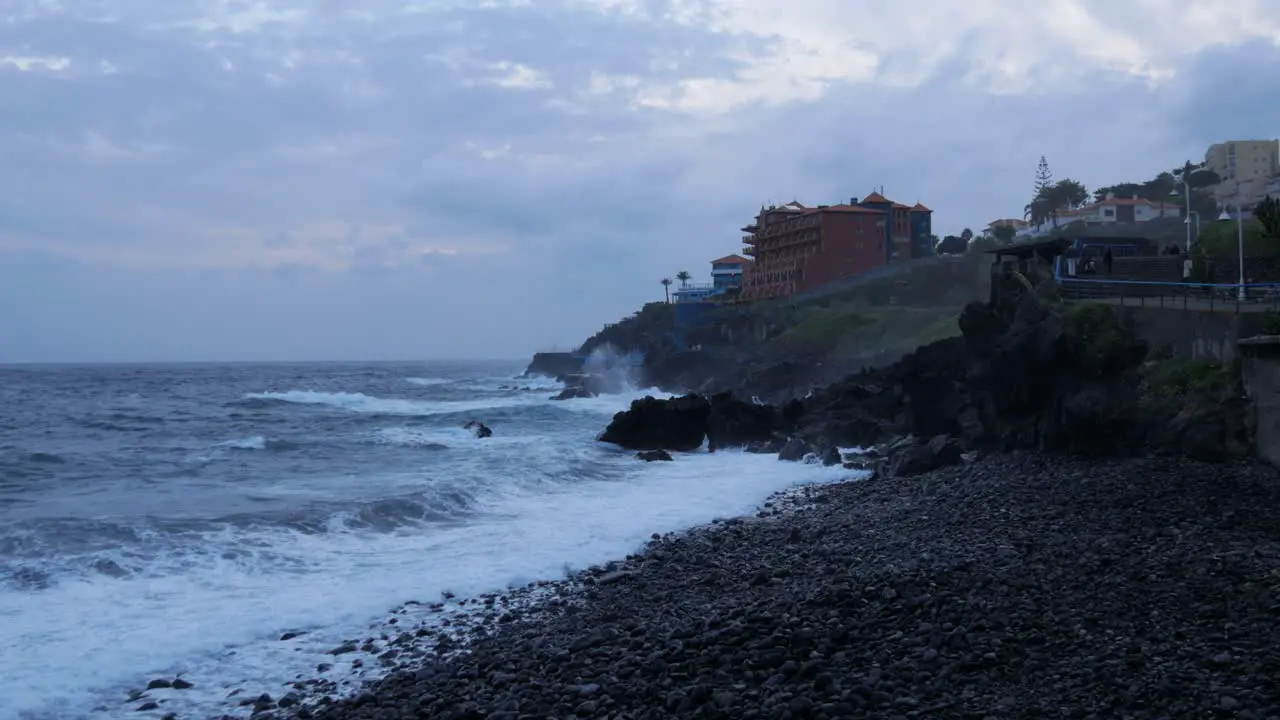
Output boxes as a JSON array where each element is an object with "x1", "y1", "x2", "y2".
[
  {"x1": 274, "y1": 452, "x2": 1280, "y2": 720},
  {"x1": 237, "y1": 290, "x2": 1274, "y2": 720}
]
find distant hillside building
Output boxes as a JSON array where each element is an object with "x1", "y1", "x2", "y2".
[
  {"x1": 1205, "y1": 139, "x2": 1279, "y2": 185},
  {"x1": 738, "y1": 193, "x2": 933, "y2": 302},
  {"x1": 709, "y1": 254, "x2": 749, "y2": 292}
]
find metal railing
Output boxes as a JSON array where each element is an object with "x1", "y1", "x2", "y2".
[{"x1": 1058, "y1": 276, "x2": 1280, "y2": 313}]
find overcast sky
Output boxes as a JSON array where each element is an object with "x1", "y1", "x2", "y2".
[{"x1": 1, "y1": 1, "x2": 1278, "y2": 362}]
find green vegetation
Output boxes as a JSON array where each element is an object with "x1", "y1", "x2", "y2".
[
  {"x1": 1257, "y1": 195, "x2": 1280, "y2": 239},
  {"x1": 768, "y1": 303, "x2": 875, "y2": 351},
  {"x1": 1064, "y1": 302, "x2": 1127, "y2": 359},
  {"x1": 1024, "y1": 156, "x2": 1089, "y2": 227},
  {"x1": 579, "y1": 301, "x2": 674, "y2": 356},
  {"x1": 1264, "y1": 310, "x2": 1280, "y2": 336},
  {"x1": 1147, "y1": 357, "x2": 1240, "y2": 398},
  {"x1": 1195, "y1": 216, "x2": 1278, "y2": 257},
  {"x1": 764, "y1": 302, "x2": 961, "y2": 355}
]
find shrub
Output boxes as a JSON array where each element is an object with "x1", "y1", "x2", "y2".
[
  {"x1": 1064, "y1": 302, "x2": 1127, "y2": 359},
  {"x1": 1263, "y1": 310, "x2": 1280, "y2": 336},
  {"x1": 1147, "y1": 358, "x2": 1238, "y2": 397}
]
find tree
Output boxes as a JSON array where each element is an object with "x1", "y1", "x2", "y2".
[
  {"x1": 968, "y1": 235, "x2": 999, "y2": 254},
  {"x1": 675, "y1": 270, "x2": 691, "y2": 288},
  {"x1": 1051, "y1": 179, "x2": 1089, "y2": 209},
  {"x1": 961, "y1": 228, "x2": 974, "y2": 242},
  {"x1": 936, "y1": 235, "x2": 967, "y2": 254},
  {"x1": 1254, "y1": 195, "x2": 1280, "y2": 239},
  {"x1": 1034, "y1": 155, "x2": 1053, "y2": 196},
  {"x1": 660, "y1": 277, "x2": 673, "y2": 302}
]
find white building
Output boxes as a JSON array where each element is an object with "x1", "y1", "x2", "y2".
[{"x1": 1017, "y1": 192, "x2": 1181, "y2": 237}]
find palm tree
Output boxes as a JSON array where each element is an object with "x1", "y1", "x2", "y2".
[
  {"x1": 675, "y1": 270, "x2": 691, "y2": 288},
  {"x1": 660, "y1": 277, "x2": 673, "y2": 303}
]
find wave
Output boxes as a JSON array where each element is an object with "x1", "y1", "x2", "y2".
[
  {"x1": 225, "y1": 396, "x2": 293, "y2": 410},
  {"x1": 405, "y1": 377, "x2": 451, "y2": 387},
  {"x1": 217, "y1": 436, "x2": 298, "y2": 452},
  {"x1": 0, "y1": 450, "x2": 859, "y2": 719},
  {"x1": 239, "y1": 389, "x2": 580, "y2": 418}
]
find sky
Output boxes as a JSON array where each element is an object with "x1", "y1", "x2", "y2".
[{"x1": 1, "y1": 0, "x2": 1279, "y2": 362}]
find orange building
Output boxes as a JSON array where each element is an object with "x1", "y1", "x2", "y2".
[{"x1": 738, "y1": 193, "x2": 933, "y2": 302}]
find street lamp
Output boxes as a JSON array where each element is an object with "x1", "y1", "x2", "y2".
[
  {"x1": 1170, "y1": 162, "x2": 1209, "y2": 253},
  {"x1": 1218, "y1": 205, "x2": 1247, "y2": 301},
  {"x1": 1184, "y1": 211, "x2": 1200, "y2": 244},
  {"x1": 1169, "y1": 183, "x2": 1192, "y2": 253}
]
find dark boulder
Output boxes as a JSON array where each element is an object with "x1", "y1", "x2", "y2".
[
  {"x1": 883, "y1": 434, "x2": 964, "y2": 478},
  {"x1": 777, "y1": 437, "x2": 811, "y2": 462},
  {"x1": 705, "y1": 392, "x2": 778, "y2": 451},
  {"x1": 598, "y1": 394, "x2": 710, "y2": 451},
  {"x1": 1147, "y1": 394, "x2": 1252, "y2": 463},
  {"x1": 635, "y1": 449, "x2": 674, "y2": 462},
  {"x1": 463, "y1": 420, "x2": 493, "y2": 438},
  {"x1": 818, "y1": 445, "x2": 842, "y2": 466},
  {"x1": 552, "y1": 387, "x2": 595, "y2": 401}
]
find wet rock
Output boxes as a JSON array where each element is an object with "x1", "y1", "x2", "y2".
[
  {"x1": 777, "y1": 437, "x2": 810, "y2": 462},
  {"x1": 462, "y1": 420, "x2": 492, "y2": 439},
  {"x1": 552, "y1": 387, "x2": 595, "y2": 401},
  {"x1": 598, "y1": 394, "x2": 710, "y2": 451},
  {"x1": 635, "y1": 449, "x2": 673, "y2": 462}
]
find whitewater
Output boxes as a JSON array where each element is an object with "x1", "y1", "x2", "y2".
[{"x1": 0, "y1": 361, "x2": 850, "y2": 719}]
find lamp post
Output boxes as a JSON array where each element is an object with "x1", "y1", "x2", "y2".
[
  {"x1": 1218, "y1": 204, "x2": 1247, "y2": 301},
  {"x1": 1184, "y1": 211, "x2": 1200, "y2": 245},
  {"x1": 1170, "y1": 174, "x2": 1193, "y2": 253}
]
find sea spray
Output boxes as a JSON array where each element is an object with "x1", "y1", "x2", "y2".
[{"x1": 581, "y1": 343, "x2": 644, "y2": 395}]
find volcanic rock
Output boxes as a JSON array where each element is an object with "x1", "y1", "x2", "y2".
[
  {"x1": 598, "y1": 394, "x2": 709, "y2": 451},
  {"x1": 462, "y1": 420, "x2": 493, "y2": 438}
]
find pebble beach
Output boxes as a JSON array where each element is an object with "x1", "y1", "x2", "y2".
[{"x1": 266, "y1": 452, "x2": 1280, "y2": 720}]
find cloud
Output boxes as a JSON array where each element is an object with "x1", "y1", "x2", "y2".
[{"x1": 2, "y1": 0, "x2": 1280, "y2": 361}]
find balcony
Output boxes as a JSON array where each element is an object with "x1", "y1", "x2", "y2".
[{"x1": 743, "y1": 246, "x2": 756, "y2": 256}]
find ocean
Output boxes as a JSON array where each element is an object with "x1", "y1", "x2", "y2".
[{"x1": 0, "y1": 361, "x2": 849, "y2": 719}]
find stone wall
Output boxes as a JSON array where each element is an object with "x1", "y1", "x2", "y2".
[
  {"x1": 1115, "y1": 306, "x2": 1268, "y2": 362},
  {"x1": 1239, "y1": 337, "x2": 1280, "y2": 467}
]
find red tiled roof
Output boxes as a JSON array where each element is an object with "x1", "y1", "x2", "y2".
[
  {"x1": 911, "y1": 202, "x2": 932, "y2": 212},
  {"x1": 710, "y1": 254, "x2": 750, "y2": 265},
  {"x1": 1095, "y1": 197, "x2": 1166, "y2": 206},
  {"x1": 804, "y1": 204, "x2": 885, "y2": 214},
  {"x1": 861, "y1": 192, "x2": 890, "y2": 204}
]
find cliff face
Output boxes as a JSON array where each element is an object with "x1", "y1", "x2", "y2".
[
  {"x1": 547, "y1": 254, "x2": 992, "y2": 399},
  {"x1": 523, "y1": 352, "x2": 584, "y2": 380}
]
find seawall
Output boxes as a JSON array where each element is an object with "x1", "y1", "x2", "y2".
[
  {"x1": 1114, "y1": 306, "x2": 1268, "y2": 362},
  {"x1": 1240, "y1": 337, "x2": 1280, "y2": 468}
]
